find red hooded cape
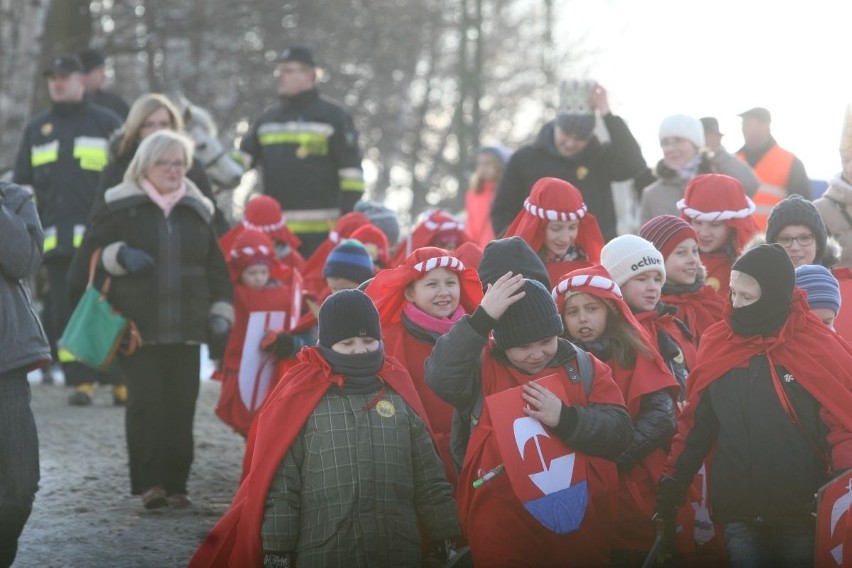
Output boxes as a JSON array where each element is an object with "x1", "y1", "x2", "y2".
[
  {"x1": 219, "y1": 196, "x2": 306, "y2": 272},
  {"x1": 365, "y1": 247, "x2": 483, "y2": 482},
  {"x1": 301, "y1": 212, "x2": 371, "y2": 294},
  {"x1": 391, "y1": 210, "x2": 471, "y2": 266},
  {"x1": 504, "y1": 177, "x2": 604, "y2": 272},
  {"x1": 669, "y1": 290, "x2": 852, "y2": 476},
  {"x1": 457, "y1": 342, "x2": 625, "y2": 567},
  {"x1": 699, "y1": 251, "x2": 733, "y2": 299},
  {"x1": 464, "y1": 179, "x2": 497, "y2": 247},
  {"x1": 350, "y1": 224, "x2": 391, "y2": 269},
  {"x1": 661, "y1": 283, "x2": 727, "y2": 341},
  {"x1": 553, "y1": 266, "x2": 680, "y2": 550},
  {"x1": 634, "y1": 308, "x2": 698, "y2": 374},
  {"x1": 190, "y1": 347, "x2": 431, "y2": 568}
]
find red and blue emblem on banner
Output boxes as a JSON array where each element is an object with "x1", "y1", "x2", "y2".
[{"x1": 486, "y1": 374, "x2": 589, "y2": 534}]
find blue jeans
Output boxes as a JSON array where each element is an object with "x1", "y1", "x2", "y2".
[
  {"x1": 0, "y1": 370, "x2": 39, "y2": 568},
  {"x1": 723, "y1": 520, "x2": 814, "y2": 568}
]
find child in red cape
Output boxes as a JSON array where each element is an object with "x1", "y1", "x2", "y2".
[
  {"x1": 503, "y1": 176, "x2": 605, "y2": 285},
  {"x1": 365, "y1": 247, "x2": 483, "y2": 482},
  {"x1": 553, "y1": 265, "x2": 679, "y2": 563},
  {"x1": 392, "y1": 209, "x2": 470, "y2": 266},
  {"x1": 677, "y1": 174, "x2": 760, "y2": 298},
  {"x1": 218, "y1": 195, "x2": 306, "y2": 272},
  {"x1": 464, "y1": 145, "x2": 510, "y2": 247},
  {"x1": 190, "y1": 290, "x2": 460, "y2": 568},
  {"x1": 350, "y1": 223, "x2": 391, "y2": 270},
  {"x1": 656, "y1": 244, "x2": 852, "y2": 567},
  {"x1": 640, "y1": 215, "x2": 726, "y2": 341},
  {"x1": 601, "y1": 235, "x2": 697, "y2": 399},
  {"x1": 300, "y1": 211, "x2": 370, "y2": 294},
  {"x1": 214, "y1": 230, "x2": 308, "y2": 436},
  {"x1": 424, "y1": 276, "x2": 633, "y2": 567}
]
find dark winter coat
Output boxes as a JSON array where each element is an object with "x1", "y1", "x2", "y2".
[
  {"x1": 0, "y1": 182, "x2": 51, "y2": 374},
  {"x1": 490, "y1": 114, "x2": 647, "y2": 241},
  {"x1": 12, "y1": 100, "x2": 122, "y2": 261},
  {"x1": 670, "y1": 355, "x2": 845, "y2": 524},
  {"x1": 68, "y1": 179, "x2": 232, "y2": 345},
  {"x1": 424, "y1": 308, "x2": 633, "y2": 469}
]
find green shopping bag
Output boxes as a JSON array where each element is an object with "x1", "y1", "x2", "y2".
[{"x1": 59, "y1": 249, "x2": 141, "y2": 369}]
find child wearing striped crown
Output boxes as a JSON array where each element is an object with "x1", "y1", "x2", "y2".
[
  {"x1": 504, "y1": 177, "x2": 605, "y2": 285},
  {"x1": 677, "y1": 174, "x2": 760, "y2": 298}
]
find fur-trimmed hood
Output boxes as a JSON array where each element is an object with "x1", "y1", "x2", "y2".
[{"x1": 744, "y1": 232, "x2": 842, "y2": 269}]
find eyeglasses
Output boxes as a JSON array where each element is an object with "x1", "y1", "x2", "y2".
[
  {"x1": 777, "y1": 234, "x2": 815, "y2": 248},
  {"x1": 153, "y1": 160, "x2": 187, "y2": 170}
]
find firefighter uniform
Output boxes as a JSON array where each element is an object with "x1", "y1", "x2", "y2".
[
  {"x1": 13, "y1": 98, "x2": 121, "y2": 389},
  {"x1": 241, "y1": 88, "x2": 364, "y2": 256}
]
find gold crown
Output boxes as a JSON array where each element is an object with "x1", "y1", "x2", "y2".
[
  {"x1": 558, "y1": 79, "x2": 595, "y2": 115},
  {"x1": 841, "y1": 104, "x2": 852, "y2": 154}
]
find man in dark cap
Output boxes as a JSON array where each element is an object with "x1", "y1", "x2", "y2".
[
  {"x1": 240, "y1": 46, "x2": 365, "y2": 257},
  {"x1": 737, "y1": 107, "x2": 811, "y2": 229},
  {"x1": 78, "y1": 47, "x2": 129, "y2": 119},
  {"x1": 490, "y1": 81, "x2": 647, "y2": 241},
  {"x1": 12, "y1": 53, "x2": 122, "y2": 406}
]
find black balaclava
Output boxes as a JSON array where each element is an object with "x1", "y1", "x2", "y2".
[{"x1": 729, "y1": 243, "x2": 795, "y2": 337}]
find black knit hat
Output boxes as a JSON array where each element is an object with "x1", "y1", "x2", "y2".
[
  {"x1": 278, "y1": 46, "x2": 315, "y2": 67},
  {"x1": 766, "y1": 194, "x2": 828, "y2": 263},
  {"x1": 318, "y1": 289, "x2": 381, "y2": 348},
  {"x1": 730, "y1": 243, "x2": 794, "y2": 336},
  {"x1": 479, "y1": 237, "x2": 551, "y2": 291},
  {"x1": 323, "y1": 239, "x2": 374, "y2": 284},
  {"x1": 493, "y1": 279, "x2": 564, "y2": 350}
]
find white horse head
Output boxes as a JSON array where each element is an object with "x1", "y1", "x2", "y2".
[{"x1": 181, "y1": 100, "x2": 244, "y2": 190}]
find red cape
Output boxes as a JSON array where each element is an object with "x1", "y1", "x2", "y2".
[
  {"x1": 633, "y1": 309, "x2": 698, "y2": 373},
  {"x1": 190, "y1": 347, "x2": 431, "y2": 568},
  {"x1": 668, "y1": 290, "x2": 852, "y2": 474},
  {"x1": 457, "y1": 342, "x2": 625, "y2": 567},
  {"x1": 700, "y1": 252, "x2": 733, "y2": 299},
  {"x1": 219, "y1": 223, "x2": 306, "y2": 273},
  {"x1": 464, "y1": 180, "x2": 497, "y2": 248},
  {"x1": 300, "y1": 212, "x2": 371, "y2": 295},
  {"x1": 661, "y1": 284, "x2": 727, "y2": 342}
]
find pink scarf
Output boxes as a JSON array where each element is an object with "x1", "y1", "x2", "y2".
[
  {"x1": 140, "y1": 178, "x2": 187, "y2": 217},
  {"x1": 403, "y1": 302, "x2": 465, "y2": 335}
]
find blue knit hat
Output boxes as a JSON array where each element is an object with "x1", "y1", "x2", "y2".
[
  {"x1": 323, "y1": 239, "x2": 374, "y2": 284},
  {"x1": 795, "y1": 265, "x2": 841, "y2": 315}
]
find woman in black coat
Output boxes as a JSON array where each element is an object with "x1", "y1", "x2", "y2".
[{"x1": 70, "y1": 130, "x2": 233, "y2": 509}]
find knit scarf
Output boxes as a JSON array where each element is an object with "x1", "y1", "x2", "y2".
[
  {"x1": 140, "y1": 178, "x2": 186, "y2": 217},
  {"x1": 317, "y1": 345, "x2": 384, "y2": 394},
  {"x1": 402, "y1": 302, "x2": 465, "y2": 336}
]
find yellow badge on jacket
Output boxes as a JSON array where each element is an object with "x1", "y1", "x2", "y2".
[{"x1": 376, "y1": 400, "x2": 395, "y2": 418}]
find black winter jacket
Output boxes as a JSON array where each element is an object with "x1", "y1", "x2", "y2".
[
  {"x1": 425, "y1": 307, "x2": 633, "y2": 470},
  {"x1": 490, "y1": 114, "x2": 647, "y2": 241},
  {"x1": 671, "y1": 355, "x2": 833, "y2": 524},
  {"x1": 68, "y1": 180, "x2": 232, "y2": 345}
]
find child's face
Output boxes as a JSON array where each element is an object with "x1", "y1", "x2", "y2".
[
  {"x1": 622, "y1": 270, "x2": 664, "y2": 312},
  {"x1": 330, "y1": 336, "x2": 380, "y2": 354},
  {"x1": 691, "y1": 219, "x2": 731, "y2": 253},
  {"x1": 544, "y1": 220, "x2": 580, "y2": 257},
  {"x1": 504, "y1": 336, "x2": 558, "y2": 374},
  {"x1": 404, "y1": 267, "x2": 460, "y2": 318},
  {"x1": 241, "y1": 264, "x2": 270, "y2": 289},
  {"x1": 326, "y1": 276, "x2": 361, "y2": 293},
  {"x1": 664, "y1": 238, "x2": 700, "y2": 286},
  {"x1": 811, "y1": 307, "x2": 837, "y2": 330},
  {"x1": 729, "y1": 270, "x2": 761, "y2": 308},
  {"x1": 562, "y1": 293, "x2": 608, "y2": 343}
]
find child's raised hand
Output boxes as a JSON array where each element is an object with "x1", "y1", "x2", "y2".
[
  {"x1": 480, "y1": 271, "x2": 526, "y2": 320},
  {"x1": 521, "y1": 382, "x2": 563, "y2": 428}
]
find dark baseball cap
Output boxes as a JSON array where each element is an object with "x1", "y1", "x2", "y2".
[
  {"x1": 277, "y1": 46, "x2": 315, "y2": 67},
  {"x1": 738, "y1": 107, "x2": 771, "y2": 123},
  {"x1": 77, "y1": 48, "x2": 106, "y2": 73},
  {"x1": 700, "y1": 117, "x2": 723, "y2": 136},
  {"x1": 43, "y1": 53, "x2": 84, "y2": 76}
]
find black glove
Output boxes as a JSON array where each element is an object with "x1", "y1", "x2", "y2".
[
  {"x1": 262, "y1": 552, "x2": 292, "y2": 568},
  {"x1": 117, "y1": 246, "x2": 155, "y2": 274},
  {"x1": 261, "y1": 331, "x2": 296, "y2": 359},
  {"x1": 207, "y1": 315, "x2": 231, "y2": 360},
  {"x1": 655, "y1": 475, "x2": 687, "y2": 521}
]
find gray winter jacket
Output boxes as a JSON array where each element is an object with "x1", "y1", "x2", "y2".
[{"x1": 0, "y1": 182, "x2": 51, "y2": 374}]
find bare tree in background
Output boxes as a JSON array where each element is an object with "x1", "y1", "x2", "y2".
[{"x1": 2, "y1": 0, "x2": 581, "y2": 221}]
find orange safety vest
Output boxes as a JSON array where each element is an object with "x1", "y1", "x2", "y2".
[{"x1": 738, "y1": 144, "x2": 795, "y2": 230}]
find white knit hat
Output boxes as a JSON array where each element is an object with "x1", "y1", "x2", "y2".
[
  {"x1": 659, "y1": 114, "x2": 705, "y2": 149},
  {"x1": 600, "y1": 235, "x2": 665, "y2": 287}
]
